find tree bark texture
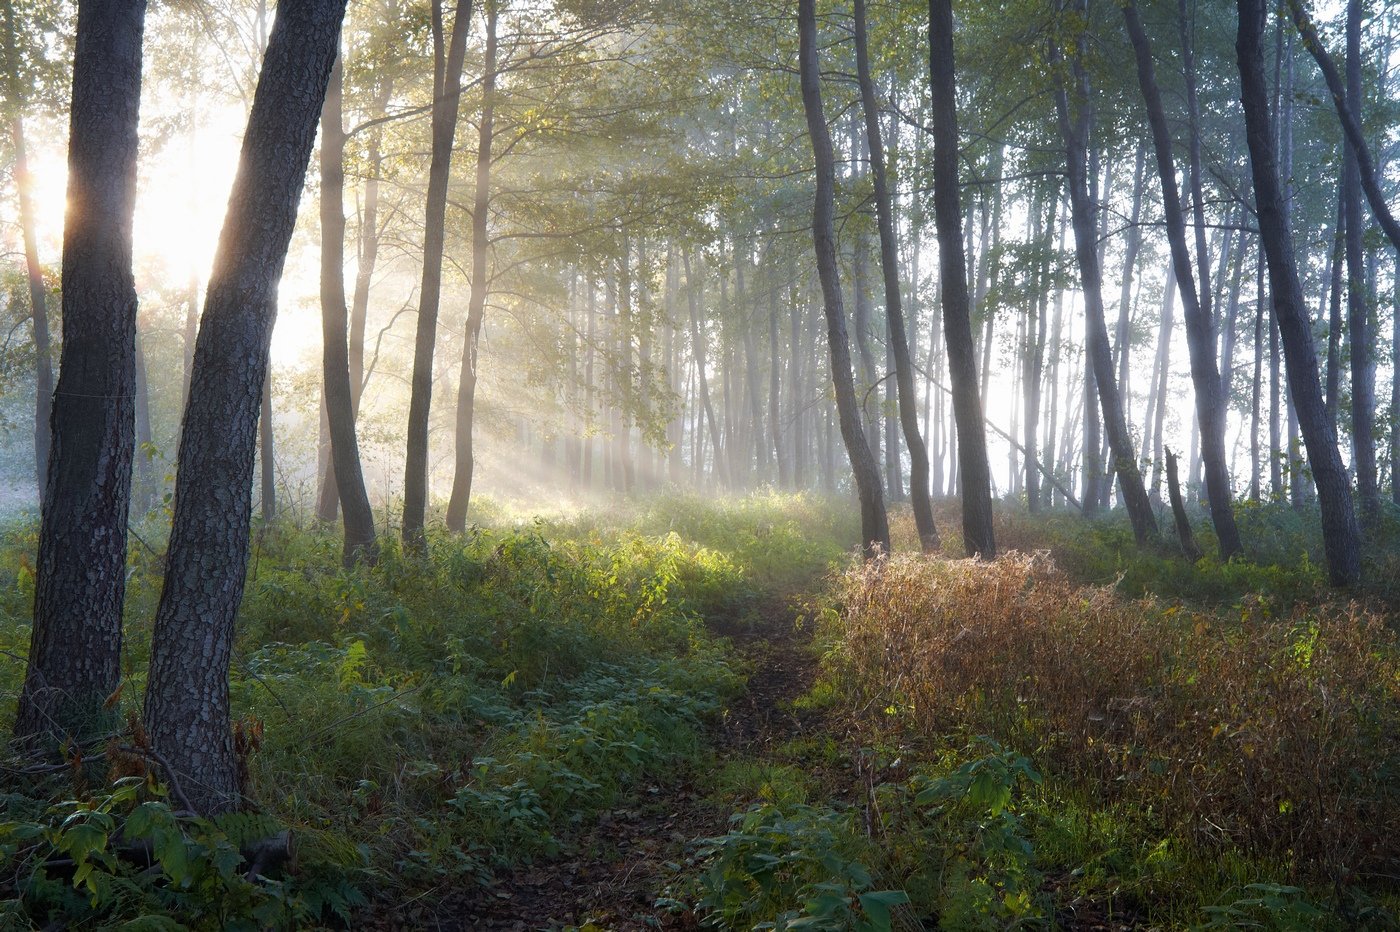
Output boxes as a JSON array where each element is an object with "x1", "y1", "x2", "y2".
[
  {"x1": 15, "y1": 0, "x2": 146, "y2": 746},
  {"x1": 928, "y1": 0, "x2": 994, "y2": 557},
  {"x1": 143, "y1": 0, "x2": 349, "y2": 813}
]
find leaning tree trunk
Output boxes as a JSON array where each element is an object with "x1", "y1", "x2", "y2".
[
  {"x1": 446, "y1": 0, "x2": 498, "y2": 532},
  {"x1": 798, "y1": 0, "x2": 889, "y2": 558},
  {"x1": 1051, "y1": 7, "x2": 1157, "y2": 546},
  {"x1": 855, "y1": 0, "x2": 937, "y2": 551},
  {"x1": 1122, "y1": 0, "x2": 1242, "y2": 559},
  {"x1": 928, "y1": 0, "x2": 994, "y2": 557},
  {"x1": 1236, "y1": 0, "x2": 1361, "y2": 586},
  {"x1": 14, "y1": 0, "x2": 146, "y2": 747},
  {"x1": 143, "y1": 0, "x2": 349, "y2": 814},
  {"x1": 319, "y1": 51, "x2": 377, "y2": 564},
  {"x1": 1286, "y1": 0, "x2": 1400, "y2": 255},
  {"x1": 402, "y1": 0, "x2": 472, "y2": 551}
]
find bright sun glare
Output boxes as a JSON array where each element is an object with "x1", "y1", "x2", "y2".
[{"x1": 20, "y1": 102, "x2": 324, "y2": 365}]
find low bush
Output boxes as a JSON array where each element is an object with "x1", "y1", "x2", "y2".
[{"x1": 828, "y1": 553, "x2": 1400, "y2": 882}]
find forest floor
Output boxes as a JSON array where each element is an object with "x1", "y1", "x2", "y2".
[
  {"x1": 3, "y1": 494, "x2": 1396, "y2": 931},
  {"x1": 435, "y1": 595, "x2": 825, "y2": 931}
]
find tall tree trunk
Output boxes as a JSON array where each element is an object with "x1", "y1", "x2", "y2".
[
  {"x1": 1052, "y1": 7, "x2": 1157, "y2": 545},
  {"x1": 319, "y1": 51, "x2": 377, "y2": 563},
  {"x1": 1236, "y1": 0, "x2": 1361, "y2": 585},
  {"x1": 767, "y1": 254, "x2": 788, "y2": 487},
  {"x1": 260, "y1": 372, "x2": 276, "y2": 520},
  {"x1": 1340, "y1": 0, "x2": 1379, "y2": 523},
  {"x1": 15, "y1": 0, "x2": 145, "y2": 746},
  {"x1": 855, "y1": 0, "x2": 937, "y2": 549},
  {"x1": 1250, "y1": 254, "x2": 1264, "y2": 501},
  {"x1": 133, "y1": 330, "x2": 154, "y2": 514},
  {"x1": 403, "y1": 0, "x2": 471, "y2": 550},
  {"x1": 1122, "y1": 0, "x2": 1242, "y2": 557},
  {"x1": 1325, "y1": 199, "x2": 1344, "y2": 426},
  {"x1": 799, "y1": 0, "x2": 889, "y2": 557},
  {"x1": 446, "y1": 0, "x2": 498, "y2": 531},
  {"x1": 685, "y1": 252, "x2": 725, "y2": 486},
  {"x1": 928, "y1": 0, "x2": 993, "y2": 556},
  {"x1": 350, "y1": 76, "x2": 391, "y2": 413},
  {"x1": 143, "y1": 0, "x2": 348, "y2": 812},
  {"x1": 1025, "y1": 188, "x2": 1054, "y2": 512},
  {"x1": 790, "y1": 283, "x2": 806, "y2": 489}
]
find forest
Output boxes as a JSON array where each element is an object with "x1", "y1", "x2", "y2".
[{"x1": 0, "y1": 0, "x2": 1398, "y2": 927}]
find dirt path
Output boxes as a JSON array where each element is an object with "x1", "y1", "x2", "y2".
[{"x1": 406, "y1": 598, "x2": 822, "y2": 931}]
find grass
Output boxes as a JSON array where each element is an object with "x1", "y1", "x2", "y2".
[{"x1": 0, "y1": 491, "x2": 1397, "y2": 929}]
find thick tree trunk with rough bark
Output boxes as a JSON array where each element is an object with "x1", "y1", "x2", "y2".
[
  {"x1": 1052, "y1": 11, "x2": 1157, "y2": 546},
  {"x1": 319, "y1": 52, "x2": 377, "y2": 563},
  {"x1": 799, "y1": 0, "x2": 889, "y2": 558},
  {"x1": 143, "y1": 0, "x2": 348, "y2": 813},
  {"x1": 446, "y1": 0, "x2": 498, "y2": 532},
  {"x1": 403, "y1": 0, "x2": 471, "y2": 550},
  {"x1": 14, "y1": 0, "x2": 145, "y2": 746},
  {"x1": 928, "y1": 0, "x2": 993, "y2": 557},
  {"x1": 1236, "y1": 0, "x2": 1361, "y2": 586},
  {"x1": 1122, "y1": 0, "x2": 1242, "y2": 558},
  {"x1": 855, "y1": 0, "x2": 937, "y2": 551}
]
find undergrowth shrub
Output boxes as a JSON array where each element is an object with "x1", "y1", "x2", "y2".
[
  {"x1": 0, "y1": 517, "x2": 747, "y2": 927},
  {"x1": 828, "y1": 553, "x2": 1400, "y2": 882}
]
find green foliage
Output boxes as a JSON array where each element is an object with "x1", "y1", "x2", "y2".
[
  {"x1": 694, "y1": 802, "x2": 905, "y2": 931},
  {"x1": 0, "y1": 778, "x2": 365, "y2": 930},
  {"x1": 910, "y1": 742, "x2": 1047, "y2": 930},
  {"x1": 0, "y1": 498, "x2": 785, "y2": 924}
]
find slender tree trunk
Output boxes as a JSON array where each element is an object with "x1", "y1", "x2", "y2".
[
  {"x1": 1286, "y1": 0, "x2": 1400, "y2": 255},
  {"x1": 799, "y1": 0, "x2": 889, "y2": 557},
  {"x1": 855, "y1": 0, "x2": 936, "y2": 549},
  {"x1": 403, "y1": 0, "x2": 471, "y2": 549},
  {"x1": 1236, "y1": 0, "x2": 1361, "y2": 585},
  {"x1": 1166, "y1": 448, "x2": 1202, "y2": 561},
  {"x1": 319, "y1": 51, "x2": 376, "y2": 562},
  {"x1": 790, "y1": 284, "x2": 806, "y2": 489},
  {"x1": 15, "y1": 0, "x2": 146, "y2": 746},
  {"x1": 1123, "y1": 0, "x2": 1242, "y2": 556},
  {"x1": 929, "y1": 0, "x2": 993, "y2": 556},
  {"x1": 1325, "y1": 199, "x2": 1344, "y2": 426},
  {"x1": 685, "y1": 252, "x2": 725, "y2": 486},
  {"x1": 1250, "y1": 253, "x2": 1264, "y2": 501},
  {"x1": 133, "y1": 330, "x2": 154, "y2": 514},
  {"x1": 1052, "y1": 8, "x2": 1157, "y2": 545},
  {"x1": 1392, "y1": 274, "x2": 1400, "y2": 505},
  {"x1": 1339, "y1": 0, "x2": 1379, "y2": 523},
  {"x1": 767, "y1": 253, "x2": 788, "y2": 487},
  {"x1": 446, "y1": 0, "x2": 498, "y2": 531}
]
